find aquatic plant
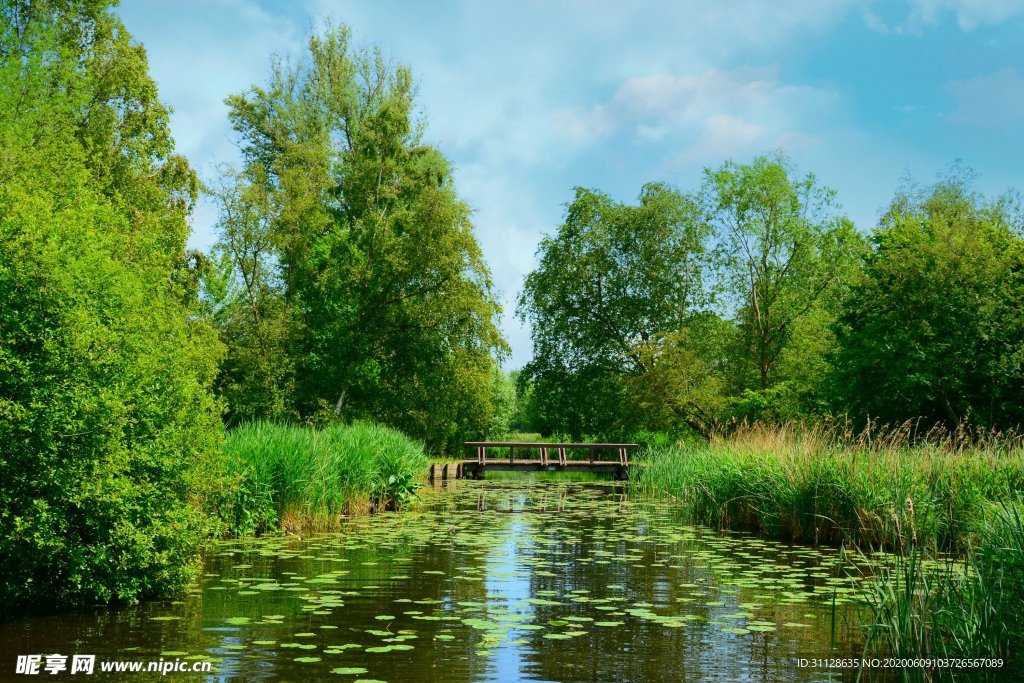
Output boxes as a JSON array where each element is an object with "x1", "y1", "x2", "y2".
[
  {"x1": 634, "y1": 421, "x2": 1024, "y2": 550},
  {"x1": 858, "y1": 498, "x2": 1024, "y2": 681},
  {"x1": 220, "y1": 421, "x2": 428, "y2": 533}
]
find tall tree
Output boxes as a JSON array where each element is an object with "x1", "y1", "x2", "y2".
[
  {"x1": 207, "y1": 170, "x2": 297, "y2": 423},
  {"x1": 833, "y1": 171, "x2": 1024, "y2": 429},
  {"x1": 0, "y1": 0, "x2": 223, "y2": 607},
  {"x1": 212, "y1": 25, "x2": 506, "y2": 451},
  {"x1": 518, "y1": 184, "x2": 716, "y2": 437},
  {"x1": 700, "y1": 154, "x2": 863, "y2": 416}
]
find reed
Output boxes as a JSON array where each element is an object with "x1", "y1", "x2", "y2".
[
  {"x1": 634, "y1": 421, "x2": 1024, "y2": 550},
  {"x1": 859, "y1": 500, "x2": 1024, "y2": 681},
  {"x1": 219, "y1": 421, "x2": 428, "y2": 534}
]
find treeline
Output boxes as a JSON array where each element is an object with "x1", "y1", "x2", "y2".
[{"x1": 516, "y1": 157, "x2": 1024, "y2": 439}]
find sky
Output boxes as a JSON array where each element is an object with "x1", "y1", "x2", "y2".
[{"x1": 117, "y1": 0, "x2": 1024, "y2": 368}]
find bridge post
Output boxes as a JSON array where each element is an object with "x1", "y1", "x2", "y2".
[
  {"x1": 477, "y1": 446, "x2": 484, "y2": 464},
  {"x1": 541, "y1": 446, "x2": 548, "y2": 466},
  {"x1": 589, "y1": 446, "x2": 595, "y2": 465}
]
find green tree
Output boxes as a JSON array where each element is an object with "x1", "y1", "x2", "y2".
[
  {"x1": 206, "y1": 171, "x2": 297, "y2": 423},
  {"x1": 487, "y1": 367, "x2": 518, "y2": 439},
  {"x1": 213, "y1": 25, "x2": 506, "y2": 451},
  {"x1": 518, "y1": 184, "x2": 714, "y2": 437},
  {"x1": 833, "y1": 171, "x2": 1024, "y2": 429},
  {"x1": 619, "y1": 314, "x2": 731, "y2": 436},
  {"x1": 700, "y1": 154, "x2": 864, "y2": 417},
  {"x1": 0, "y1": 0, "x2": 224, "y2": 607},
  {"x1": 509, "y1": 369, "x2": 539, "y2": 434}
]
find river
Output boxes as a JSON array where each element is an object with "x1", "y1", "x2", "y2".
[{"x1": 1, "y1": 480, "x2": 880, "y2": 681}]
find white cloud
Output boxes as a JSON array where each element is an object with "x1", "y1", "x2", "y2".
[
  {"x1": 556, "y1": 66, "x2": 839, "y2": 165},
  {"x1": 558, "y1": 67, "x2": 836, "y2": 141},
  {"x1": 908, "y1": 0, "x2": 1024, "y2": 29},
  {"x1": 672, "y1": 115, "x2": 766, "y2": 165},
  {"x1": 946, "y1": 67, "x2": 1024, "y2": 129},
  {"x1": 865, "y1": 0, "x2": 1024, "y2": 33}
]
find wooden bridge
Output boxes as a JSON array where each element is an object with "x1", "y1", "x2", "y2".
[{"x1": 461, "y1": 441, "x2": 638, "y2": 480}]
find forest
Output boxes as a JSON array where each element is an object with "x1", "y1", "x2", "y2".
[{"x1": 1, "y1": 2, "x2": 1022, "y2": 679}]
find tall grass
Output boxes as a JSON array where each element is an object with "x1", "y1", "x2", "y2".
[
  {"x1": 220, "y1": 421, "x2": 428, "y2": 534},
  {"x1": 634, "y1": 421, "x2": 1024, "y2": 549},
  {"x1": 860, "y1": 500, "x2": 1024, "y2": 681}
]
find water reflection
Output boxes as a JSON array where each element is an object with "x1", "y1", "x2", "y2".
[{"x1": 1, "y1": 481, "x2": 884, "y2": 682}]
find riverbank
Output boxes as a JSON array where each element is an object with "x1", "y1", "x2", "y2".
[
  {"x1": 633, "y1": 423, "x2": 1024, "y2": 549},
  {"x1": 633, "y1": 423, "x2": 1024, "y2": 678},
  {"x1": 219, "y1": 421, "x2": 428, "y2": 535}
]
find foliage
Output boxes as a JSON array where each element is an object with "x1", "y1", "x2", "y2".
[
  {"x1": 0, "y1": 0, "x2": 224, "y2": 608},
  {"x1": 832, "y1": 171, "x2": 1024, "y2": 431},
  {"x1": 518, "y1": 155, "x2": 871, "y2": 436},
  {"x1": 221, "y1": 421, "x2": 428, "y2": 533},
  {"x1": 208, "y1": 24, "x2": 507, "y2": 451},
  {"x1": 619, "y1": 314, "x2": 731, "y2": 437},
  {"x1": 517, "y1": 183, "x2": 712, "y2": 438},
  {"x1": 487, "y1": 367, "x2": 518, "y2": 439},
  {"x1": 205, "y1": 172, "x2": 297, "y2": 424},
  {"x1": 700, "y1": 153, "x2": 865, "y2": 414}
]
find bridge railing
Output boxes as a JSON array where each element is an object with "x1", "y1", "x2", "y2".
[{"x1": 463, "y1": 442, "x2": 638, "y2": 466}]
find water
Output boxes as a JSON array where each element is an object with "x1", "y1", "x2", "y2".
[{"x1": 1, "y1": 481, "x2": 881, "y2": 681}]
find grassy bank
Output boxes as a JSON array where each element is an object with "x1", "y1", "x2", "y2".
[
  {"x1": 634, "y1": 423, "x2": 1024, "y2": 678},
  {"x1": 219, "y1": 421, "x2": 428, "y2": 534},
  {"x1": 633, "y1": 423, "x2": 1024, "y2": 549}
]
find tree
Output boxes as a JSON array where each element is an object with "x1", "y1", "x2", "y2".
[
  {"x1": 700, "y1": 154, "x2": 864, "y2": 416},
  {"x1": 207, "y1": 171, "x2": 297, "y2": 423},
  {"x1": 518, "y1": 183, "x2": 714, "y2": 437},
  {"x1": 618, "y1": 313, "x2": 731, "y2": 436},
  {"x1": 832, "y1": 171, "x2": 1024, "y2": 429},
  {"x1": 487, "y1": 367, "x2": 518, "y2": 439},
  {"x1": 0, "y1": 0, "x2": 223, "y2": 607},
  {"x1": 212, "y1": 25, "x2": 506, "y2": 451}
]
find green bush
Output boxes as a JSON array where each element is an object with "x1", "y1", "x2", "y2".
[{"x1": 0, "y1": 1, "x2": 225, "y2": 608}]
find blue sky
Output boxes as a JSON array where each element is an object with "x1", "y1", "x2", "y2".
[{"x1": 118, "y1": 0, "x2": 1024, "y2": 368}]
